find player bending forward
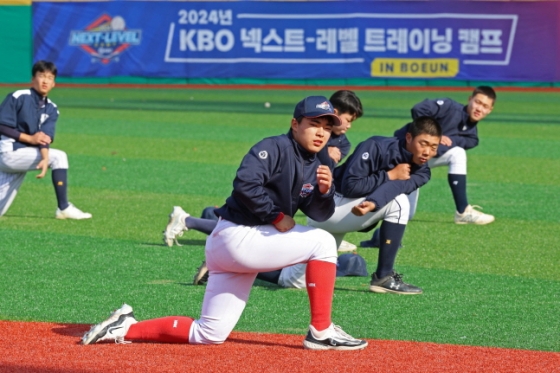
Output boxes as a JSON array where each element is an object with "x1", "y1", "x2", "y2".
[
  {"x1": 81, "y1": 96, "x2": 367, "y2": 351},
  {"x1": 308, "y1": 116, "x2": 441, "y2": 294},
  {"x1": 0, "y1": 61, "x2": 91, "y2": 219}
]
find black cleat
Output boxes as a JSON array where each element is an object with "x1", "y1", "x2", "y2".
[
  {"x1": 370, "y1": 272, "x2": 422, "y2": 295},
  {"x1": 193, "y1": 261, "x2": 209, "y2": 285}
]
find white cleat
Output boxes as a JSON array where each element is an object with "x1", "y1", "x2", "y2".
[
  {"x1": 81, "y1": 304, "x2": 138, "y2": 345},
  {"x1": 337, "y1": 240, "x2": 357, "y2": 252},
  {"x1": 163, "y1": 206, "x2": 190, "y2": 247},
  {"x1": 55, "y1": 203, "x2": 92, "y2": 220},
  {"x1": 303, "y1": 323, "x2": 368, "y2": 351},
  {"x1": 455, "y1": 205, "x2": 495, "y2": 225}
]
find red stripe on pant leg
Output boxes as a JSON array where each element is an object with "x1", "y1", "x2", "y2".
[
  {"x1": 306, "y1": 260, "x2": 336, "y2": 331},
  {"x1": 126, "y1": 316, "x2": 194, "y2": 343}
]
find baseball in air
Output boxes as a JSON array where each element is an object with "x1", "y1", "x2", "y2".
[{"x1": 264, "y1": 102, "x2": 271, "y2": 108}]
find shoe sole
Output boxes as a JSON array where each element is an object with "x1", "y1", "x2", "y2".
[
  {"x1": 303, "y1": 339, "x2": 368, "y2": 351},
  {"x1": 455, "y1": 219, "x2": 495, "y2": 225},
  {"x1": 163, "y1": 211, "x2": 176, "y2": 247},
  {"x1": 369, "y1": 285, "x2": 423, "y2": 295},
  {"x1": 56, "y1": 214, "x2": 92, "y2": 220}
]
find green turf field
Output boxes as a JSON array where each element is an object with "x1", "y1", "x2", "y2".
[{"x1": 0, "y1": 86, "x2": 558, "y2": 351}]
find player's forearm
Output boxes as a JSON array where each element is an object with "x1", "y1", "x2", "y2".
[
  {"x1": 0, "y1": 124, "x2": 21, "y2": 140},
  {"x1": 40, "y1": 147, "x2": 49, "y2": 160}
]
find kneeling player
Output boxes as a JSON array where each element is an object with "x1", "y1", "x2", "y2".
[{"x1": 81, "y1": 96, "x2": 367, "y2": 351}]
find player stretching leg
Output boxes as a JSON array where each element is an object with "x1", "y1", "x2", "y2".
[
  {"x1": 308, "y1": 117, "x2": 441, "y2": 294},
  {"x1": 0, "y1": 61, "x2": 91, "y2": 219},
  {"x1": 82, "y1": 96, "x2": 367, "y2": 350}
]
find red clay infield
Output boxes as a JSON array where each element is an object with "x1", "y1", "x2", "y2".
[{"x1": 0, "y1": 321, "x2": 557, "y2": 373}]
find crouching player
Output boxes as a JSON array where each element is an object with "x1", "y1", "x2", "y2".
[{"x1": 308, "y1": 117, "x2": 441, "y2": 294}]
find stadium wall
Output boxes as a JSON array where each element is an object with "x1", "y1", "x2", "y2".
[
  {"x1": 0, "y1": 0, "x2": 32, "y2": 83},
  {"x1": 3, "y1": 0, "x2": 560, "y2": 87}
]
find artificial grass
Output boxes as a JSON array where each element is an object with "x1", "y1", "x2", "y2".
[{"x1": 0, "y1": 86, "x2": 558, "y2": 352}]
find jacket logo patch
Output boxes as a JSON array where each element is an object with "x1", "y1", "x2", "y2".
[
  {"x1": 40, "y1": 114, "x2": 49, "y2": 125},
  {"x1": 258, "y1": 151, "x2": 268, "y2": 159},
  {"x1": 361, "y1": 152, "x2": 370, "y2": 160},
  {"x1": 437, "y1": 100, "x2": 444, "y2": 105},
  {"x1": 300, "y1": 183, "x2": 314, "y2": 198}
]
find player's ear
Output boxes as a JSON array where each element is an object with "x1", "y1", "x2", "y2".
[
  {"x1": 333, "y1": 108, "x2": 339, "y2": 115},
  {"x1": 290, "y1": 118, "x2": 299, "y2": 132},
  {"x1": 405, "y1": 132, "x2": 412, "y2": 144}
]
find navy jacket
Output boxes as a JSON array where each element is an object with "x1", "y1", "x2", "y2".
[
  {"x1": 0, "y1": 88, "x2": 59, "y2": 151},
  {"x1": 394, "y1": 98, "x2": 478, "y2": 157},
  {"x1": 215, "y1": 131, "x2": 336, "y2": 226},
  {"x1": 333, "y1": 136, "x2": 431, "y2": 210},
  {"x1": 317, "y1": 132, "x2": 351, "y2": 169}
]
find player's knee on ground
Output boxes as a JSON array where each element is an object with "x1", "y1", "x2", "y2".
[
  {"x1": 383, "y1": 194, "x2": 410, "y2": 225},
  {"x1": 48, "y1": 148, "x2": 69, "y2": 169}
]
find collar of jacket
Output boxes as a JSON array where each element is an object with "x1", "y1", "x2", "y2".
[
  {"x1": 462, "y1": 105, "x2": 478, "y2": 126},
  {"x1": 30, "y1": 88, "x2": 47, "y2": 107}
]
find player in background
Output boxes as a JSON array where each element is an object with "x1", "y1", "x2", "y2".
[
  {"x1": 82, "y1": 96, "x2": 367, "y2": 351},
  {"x1": 0, "y1": 61, "x2": 91, "y2": 219},
  {"x1": 163, "y1": 90, "x2": 364, "y2": 252},
  {"x1": 308, "y1": 117, "x2": 441, "y2": 295},
  {"x1": 317, "y1": 90, "x2": 363, "y2": 168},
  {"x1": 360, "y1": 87, "x2": 496, "y2": 249}
]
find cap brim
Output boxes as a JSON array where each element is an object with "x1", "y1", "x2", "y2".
[{"x1": 305, "y1": 113, "x2": 342, "y2": 127}]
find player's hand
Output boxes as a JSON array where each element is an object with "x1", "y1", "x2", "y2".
[
  {"x1": 387, "y1": 163, "x2": 411, "y2": 180},
  {"x1": 351, "y1": 201, "x2": 376, "y2": 216},
  {"x1": 440, "y1": 135, "x2": 452, "y2": 146},
  {"x1": 273, "y1": 214, "x2": 296, "y2": 232},
  {"x1": 327, "y1": 147, "x2": 341, "y2": 163},
  {"x1": 316, "y1": 165, "x2": 332, "y2": 194},
  {"x1": 36, "y1": 159, "x2": 48, "y2": 179},
  {"x1": 29, "y1": 132, "x2": 52, "y2": 146}
]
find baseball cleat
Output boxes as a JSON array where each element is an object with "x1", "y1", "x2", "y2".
[
  {"x1": 163, "y1": 206, "x2": 190, "y2": 247},
  {"x1": 193, "y1": 260, "x2": 209, "y2": 285},
  {"x1": 303, "y1": 323, "x2": 368, "y2": 351},
  {"x1": 337, "y1": 240, "x2": 357, "y2": 252},
  {"x1": 370, "y1": 272, "x2": 422, "y2": 295},
  {"x1": 454, "y1": 204, "x2": 495, "y2": 225},
  {"x1": 81, "y1": 303, "x2": 138, "y2": 345},
  {"x1": 55, "y1": 203, "x2": 92, "y2": 220}
]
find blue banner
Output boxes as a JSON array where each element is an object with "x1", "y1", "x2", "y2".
[{"x1": 32, "y1": 1, "x2": 560, "y2": 81}]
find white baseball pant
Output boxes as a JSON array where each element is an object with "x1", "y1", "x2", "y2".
[
  {"x1": 188, "y1": 218, "x2": 337, "y2": 344},
  {"x1": 307, "y1": 192, "x2": 409, "y2": 247},
  {"x1": 408, "y1": 146, "x2": 467, "y2": 220},
  {"x1": 0, "y1": 147, "x2": 68, "y2": 216}
]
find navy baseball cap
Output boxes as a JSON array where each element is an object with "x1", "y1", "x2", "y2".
[
  {"x1": 293, "y1": 96, "x2": 341, "y2": 126},
  {"x1": 336, "y1": 253, "x2": 369, "y2": 277}
]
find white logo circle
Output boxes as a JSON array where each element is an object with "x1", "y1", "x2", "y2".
[
  {"x1": 361, "y1": 152, "x2": 370, "y2": 160},
  {"x1": 258, "y1": 151, "x2": 268, "y2": 159},
  {"x1": 437, "y1": 100, "x2": 444, "y2": 105}
]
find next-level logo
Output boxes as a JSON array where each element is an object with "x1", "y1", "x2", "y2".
[{"x1": 69, "y1": 14, "x2": 142, "y2": 64}]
